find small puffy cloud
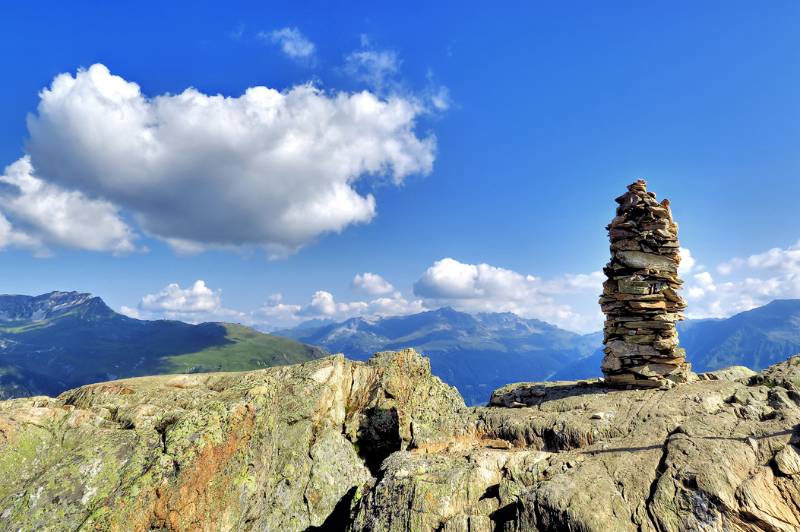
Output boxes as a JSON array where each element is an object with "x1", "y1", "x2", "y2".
[
  {"x1": 352, "y1": 272, "x2": 395, "y2": 296},
  {"x1": 23, "y1": 64, "x2": 435, "y2": 257},
  {"x1": 302, "y1": 290, "x2": 369, "y2": 317},
  {"x1": 295, "y1": 289, "x2": 423, "y2": 322},
  {"x1": 253, "y1": 293, "x2": 303, "y2": 324},
  {"x1": 414, "y1": 258, "x2": 604, "y2": 332},
  {"x1": 540, "y1": 271, "x2": 605, "y2": 294},
  {"x1": 229, "y1": 23, "x2": 245, "y2": 41},
  {"x1": 128, "y1": 280, "x2": 247, "y2": 323},
  {"x1": 260, "y1": 27, "x2": 316, "y2": 62},
  {"x1": 0, "y1": 156, "x2": 137, "y2": 255},
  {"x1": 254, "y1": 281, "x2": 424, "y2": 330},
  {"x1": 140, "y1": 280, "x2": 221, "y2": 314},
  {"x1": 414, "y1": 258, "x2": 482, "y2": 299}
]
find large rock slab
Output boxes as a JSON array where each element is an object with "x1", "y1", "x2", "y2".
[{"x1": 615, "y1": 250, "x2": 678, "y2": 272}]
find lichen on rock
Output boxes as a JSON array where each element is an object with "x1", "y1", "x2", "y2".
[{"x1": 1, "y1": 349, "x2": 800, "y2": 531}]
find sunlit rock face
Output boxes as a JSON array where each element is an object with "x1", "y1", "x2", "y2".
[
  {"x1": 599, "y1": 179, "x2": 691, "y2": 388},
  {"x1": 3, "y1": 349, "x2": 800, "y2": 530}
]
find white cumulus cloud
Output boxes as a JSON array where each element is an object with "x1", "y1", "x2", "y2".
[
  {"x1": 19, "y1": 63, "x2": 435, "y2": 257},
  {"x1": 352, "y1": 272, "x2": 395, "y2": 296},
  {"x1": 0, "y1": 156, "x2": 137, "y2": 255},
  {"x1": 261, "y1": 27, "x2": 316, "y2": 62},
  {"x1": 125, "y1": 280, "x2": 247, "y2": 323}
]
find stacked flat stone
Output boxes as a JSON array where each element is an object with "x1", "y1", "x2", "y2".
[{"x1": 600, "y1": 179, "x2": 691, "y2": 388}]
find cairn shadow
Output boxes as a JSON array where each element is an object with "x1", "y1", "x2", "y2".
[{"x1": 487, "y1": 381, "x2": 628, "y2": 408}]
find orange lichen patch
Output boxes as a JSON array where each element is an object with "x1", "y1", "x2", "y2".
[
  {"x1": 64, "y1": 408, "x2": 105, "y2": 428},
  {"x1": 92, "y1": 383, "x2": 136, "y2": 396},
  {"x1": 0, "y1": 415, "x2": 16, "y2": 445},
  {"x1": 149, "y1": 404, "x2": 256, "y2": 530}
]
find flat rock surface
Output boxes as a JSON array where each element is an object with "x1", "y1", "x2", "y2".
[{"x1": 2, "y1": 349, "x2": 800, "y2": 531}]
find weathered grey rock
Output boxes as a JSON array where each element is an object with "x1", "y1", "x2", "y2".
[
  {"x1": 616, "y1": 251, "x2": 678, "y2": 272},
  {"x1": 698, "y1": 366, "x2": 757, "y2": 382}
]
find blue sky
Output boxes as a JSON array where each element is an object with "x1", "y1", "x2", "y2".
[{"x1": 1, "y1": 1, "x2": 800, "y2": 332}]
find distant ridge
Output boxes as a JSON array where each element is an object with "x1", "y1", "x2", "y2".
[
  {"x1": 279, "y1": 306, "x2": 598, "y2": 404},
  {"x1": 0, "y1": 291, "x2": 327, "y2": 399},
  {"x1": 282, "y1": 300, "x2": 800, "y2": 404},
  {"x1": 4, "y1": 292, "x2": 799, "y2": 406}
]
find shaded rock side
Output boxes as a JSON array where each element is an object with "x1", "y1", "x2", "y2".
[
  {"x1": 3, "y1": 349, "x2": 800, "y2": 531},
  {"x1": 600, "y1": 179, "x2": 691, "y2": 388}
]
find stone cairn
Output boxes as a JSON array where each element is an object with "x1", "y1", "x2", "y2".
[{"x1": 600, "y1": 179, "x2": 691, "y2": 388}]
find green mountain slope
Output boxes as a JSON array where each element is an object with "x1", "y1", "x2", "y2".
[
  {"x1": 163, "y1": 323, "x2": 327, "y2": 373},
  {"x1": 0, "y1": 291, "x2": 326, "y2": 399}
]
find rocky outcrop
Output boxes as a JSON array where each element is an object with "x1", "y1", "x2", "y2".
[
  {"x1": 2, "y1": 349, "x2": 800, "y2": 531},
  {"x1": 600, "y1": 179, "x2": 691, "y2": 388},
  {"x1": 0, "y1": 349, "x2": 468, "y2": 530}
]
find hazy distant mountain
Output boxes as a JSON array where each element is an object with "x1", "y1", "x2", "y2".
[
  {"x1": 0, "y1": 291, "x2": 326, "y2": 399},
  {"x1": 278, "y1": 307, "x2": 598, "y2": 404},
  {"x1": 680, "y1": 299, "x2": 800, "y2": 371}
]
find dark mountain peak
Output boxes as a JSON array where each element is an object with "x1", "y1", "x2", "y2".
[{"x1": 0, "y1": 291, "x2": 113, "y2": 322}]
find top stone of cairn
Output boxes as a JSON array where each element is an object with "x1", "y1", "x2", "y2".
[{"x1": 599, "y1": 179, "x2": 692, "y2": 388}]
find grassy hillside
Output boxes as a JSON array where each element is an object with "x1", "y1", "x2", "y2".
[
  {"x1": 163, "y1": 323, "x2": 327, "y2": 373},
  {"x1": 0, "y1": 292, "x2": 327, "y2": 399}
]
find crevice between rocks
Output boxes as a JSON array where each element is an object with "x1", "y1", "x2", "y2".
[{"x1": 644, "y1": 427, "x2": 682, "y2": 531}]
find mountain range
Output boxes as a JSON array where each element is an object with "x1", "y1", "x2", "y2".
[
  {"x1": 279, "y1": 308, "x2": 599, "y2": 404},
  {"x1": 281, "y1": 300, "x2": 800, "y2": 403},
  {"x1": 279, "y1": 309, "x2": 598, "y2": 404},
  {"x1": 0, "y1": 291, "x2": 326, "y2": 398},
  {"x1": 3, "y1": 291, "x2": 800, "y2": 405}
]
